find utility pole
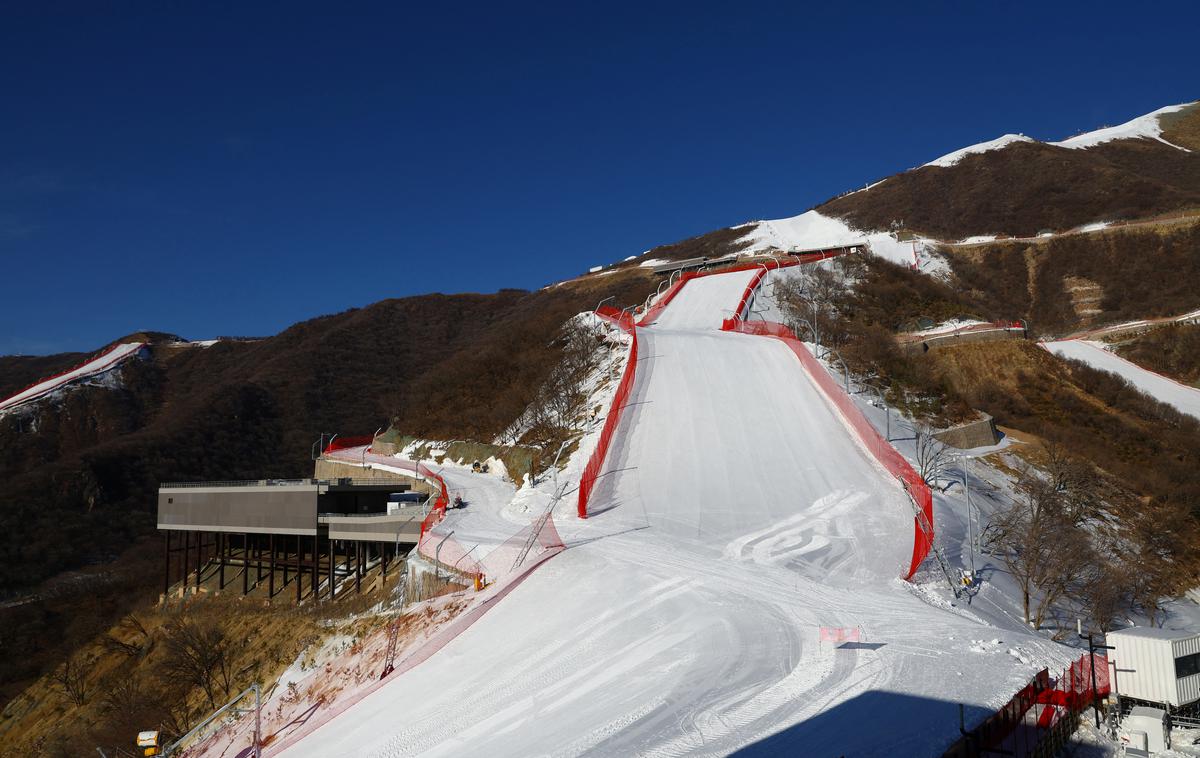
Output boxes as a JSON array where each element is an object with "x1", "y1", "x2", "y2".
[
  {"x1": 962, "y1": 464, "x2": 974, "y2": 576},
  {"x1": 1078, "y1": 619, "x2": 1115, "y2": 730}
]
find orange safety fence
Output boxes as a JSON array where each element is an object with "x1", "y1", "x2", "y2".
[
  {"x1": 576, "y1": 306, "x2": 639, "y2": 518},
  {"x1": 323, "y1": 435, "x2": 377, "y2": 453}
]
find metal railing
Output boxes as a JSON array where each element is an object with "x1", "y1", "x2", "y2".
[
  {"x1": 160, "y1": 477, "x2": 417, "y2": 489},
  {"x1": 318, "y1": 505, "x2": 429, "y2": 520}
]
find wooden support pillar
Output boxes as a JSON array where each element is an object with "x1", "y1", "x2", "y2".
[
  {"x1": 164, "y1": 531, "x2": 171, "y2": 596},
  {"x1": 242, "y1": 533, "x2": 250, "y2": 595},
  {"x1": 311, "y1": 535, "x2": 319, "y2": 599},
  {"x1": 195, "y1": 531, "x2": 203, "y2": 591},
  {"x1": 217, "y1": 532, "x2": 226, "y2": 590},
  {"x1": 295, "y1": 534, "x2": 302, "y2": 602},
  {"x1": 355, "y1": 542, "x2": 362, "y2": 593},
  {"x1": 181, "y1": 531, "x2": 190, "y2": 593},
  {"x1": 329, "y1": 539, "x2": 336, "y2": 600},
  {"x1": 256, "y1": 534, "x2": 263, "y2": 582},
  {"x1": 381, "y1": 542, "x2": 387, "y2": 586},
  {"x1": 269, "y1": 534, "x2": 276, "y2": 598}
]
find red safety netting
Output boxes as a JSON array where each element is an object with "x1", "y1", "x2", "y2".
[
  {"x1": 324, "y1": 435, "x2": 377, "y2": 453},
  {"x1": 418, "y1": 514, "x2": 565, "y2": 583},
  {"x1": 577, "y1": 308, "x2": 639, "y2": 518},
  {"x1": 724, "y1": 317, "x2": 935, "y2": 580},
  {"x1": 638, "y1": 250, "x2": 845, "y2": 326},
  {"x1": 959, "y1": 653, "x2": 1110, "y2": 757},
  {"x1": 1043, "y1": 652, "x2": 1110, "y2": 718},
  {"x1": 575, "y1": 253, "x2": 849, "y2": 519},
  {"x1": 325, "y1": 444, "x2": 450, "y2": 536},
  {"x1": 415, "y1": 462, "x2": 451, "y2": 537}
]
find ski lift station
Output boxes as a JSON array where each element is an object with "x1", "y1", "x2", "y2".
[{"x1": 1108, "y1": 627, "x2": 1200, "y2": 712}]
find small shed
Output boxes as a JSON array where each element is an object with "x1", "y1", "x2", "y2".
[{"x1": 1108, "y1": 627, "x2": 1200, "y2": 708}]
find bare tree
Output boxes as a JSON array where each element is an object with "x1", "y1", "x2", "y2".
[
  {"x1": 160, "y1": 618, "x2": 231, "y2": 708},
  {"x1": 1124, "y1": 500, "x2": 1197, "y2": 626},
  {"x1": 775, "y1": 263, "x2": 849, "y2": 350},
  {"x1": 521, "y1": 316, "x2": 609, "y2": 447},
  {"x1": 1081, "y1": 561, "x2": 1127, "y2": 634},
  {"x1": 51, "y1": 657, "x2": 90, "y2": 706},
  {"x1": 914, "y1": 425, "x2": 949, "y2": 486},
  {"x1": 983, "y1": 469, "x2": 1097, "y2": 628}
]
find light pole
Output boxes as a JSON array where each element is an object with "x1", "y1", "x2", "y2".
[
  {"x1": 434, "y1": 530, "x2": 455, "y2": 582},
  {"x1": 955, "y1": 461, "x2": 975, "y2": 576}
]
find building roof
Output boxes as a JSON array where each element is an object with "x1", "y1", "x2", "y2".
[{"x1": 1108, "y1": 626, "x2": 1200, "y2": 642}]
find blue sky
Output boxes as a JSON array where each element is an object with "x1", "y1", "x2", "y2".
[{"x1": 1, "y1": 2, "x2": 1196, "y2": 355}]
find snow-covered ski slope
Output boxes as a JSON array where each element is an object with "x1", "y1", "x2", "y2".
[
  {"x1": 283, "y1": 267, "x2": 1068, "y2": 758},
  {"x1": 0, "y1": 341, "x2": 145, "y2": 415},
  {"x1": 1042, "y1": 339, "x2": 1200, "y2": 421}
]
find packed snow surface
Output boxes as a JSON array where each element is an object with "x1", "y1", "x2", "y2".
[
  {"x1": 923, "y1": 134, "x2": 1034, "y2": 168},
  {"x1": 1042, "y1": 340, "x2": 1200, "y2": 421},
  {"x1": 1050, "y1": 102, "x2": 1195, "y2": 151},
  {"x1": 285, "y1": 268, "x2": 1071, "y2": 758},
  {"x1": 739, "y1": 209, "x2": 920, "y2": 267},
  {"x1": 0, "y1": 342, "x2": 143, "y2": 414}
]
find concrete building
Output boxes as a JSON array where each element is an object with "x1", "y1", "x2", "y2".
[{"x1": 157, "y1": 476, "x2": 427, "y2": 601}]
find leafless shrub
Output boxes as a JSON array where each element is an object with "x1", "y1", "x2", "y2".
[
  {"x1": 103, "y1": 614, "x2": 151, "y2": 658},
  {"x1": 160, "y1": 617, "x2": 233, "y2": 708},
  {"x1": 51, "y1": 657, "x2": 90, "y2": 706}
]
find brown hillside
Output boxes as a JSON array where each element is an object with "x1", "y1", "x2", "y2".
[
  {"x1": 0, "y1": 270, "x2": 656, "y2": 700},
  {"x1": 943, "y1": 218, "x2": 1200, "y2": 336},
  {"x1": 817, "y1": 103, "x2": 1200, "y2": 239},
  {"x1": 1161, "y1": 103, "x2": 1200, "y2": 151},
  {"x1": 928, "y1": 340, "x2": 1200, "y2": 518}
]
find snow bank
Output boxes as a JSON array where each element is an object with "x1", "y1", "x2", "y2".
[
  {"x1": 913, "y1": 318, "x2": 989, "y2": 337},
  {"x1": 1050, "y1": 102, "x2": 1195, "y2": 151},
  {"x1": 923, "y1": 134, "x2": 1034, "y2": 168}
]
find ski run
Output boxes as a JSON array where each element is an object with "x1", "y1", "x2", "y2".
[
  {"x1": 270, "y1": 262, "x2": 1076, "y2": 758},
  {"x1": 1042, "y1": 339, "x2": 1200, "y2": 422},
  {"x1": 0, "y1": 341, "x2": 145, "y2": 415}
]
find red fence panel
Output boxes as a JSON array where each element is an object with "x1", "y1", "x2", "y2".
[
  {"x1": 324, "y1": 435, "x2": 377, "y2": 453},
  {"x1": 577, "y1": 311, "x2": 639, "y2": 518}
]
